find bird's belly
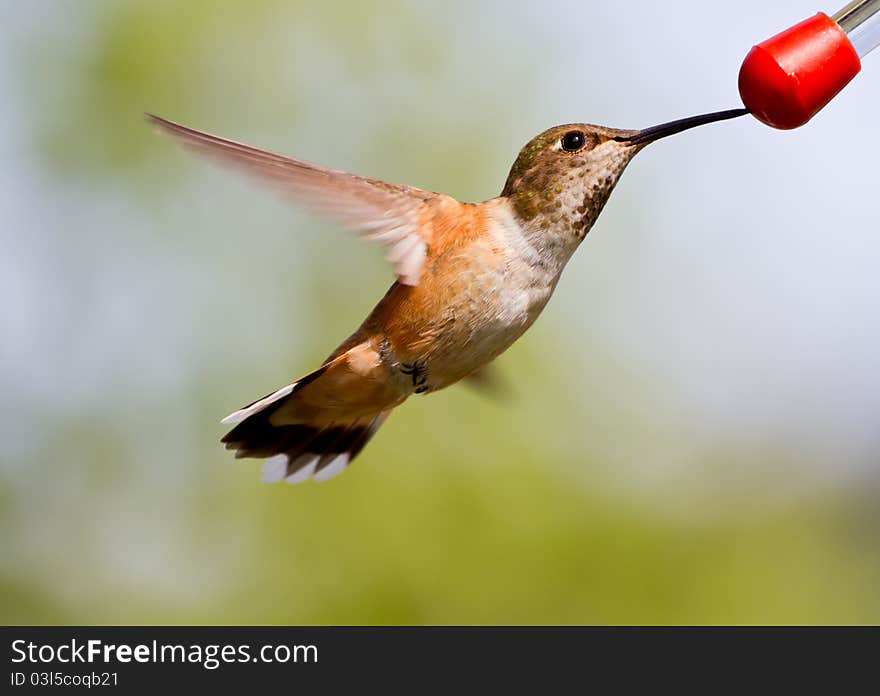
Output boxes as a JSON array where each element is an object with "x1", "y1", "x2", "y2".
[{"x1": 407, "y1": 257, "x2": 556, "y2": 390}]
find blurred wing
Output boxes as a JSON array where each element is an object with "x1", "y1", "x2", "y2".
[
  {"x1": 147, "y1": 114, "x2": 441, "y2": 285},
  {"x1": 462, "y1": 364, "x2": 509, "y2": 399}
]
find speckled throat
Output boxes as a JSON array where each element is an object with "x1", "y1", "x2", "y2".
[
  {"x1": 499, "y1": 109, "x2": 749, "y2": 248},
  {"x1": 500, "y1": 124, "x2": 642, "y2": 245}
]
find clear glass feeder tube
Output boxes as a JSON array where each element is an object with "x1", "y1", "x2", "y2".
[{"x1": 833, "y1": 0, "x2": 880, "y2": 57}]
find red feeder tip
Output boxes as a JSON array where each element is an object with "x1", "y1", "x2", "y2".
[{"x1": 739, "y1": 13, "x2": 861, "y2": 129}]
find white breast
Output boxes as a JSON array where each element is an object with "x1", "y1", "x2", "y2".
[
  {"x1": 487, "y1": 200, "x2": 571, "y2": 324},
  {"x1": 430, "y1": 203, "x2": 568, "y2": 381},
  {"x1": 398, "y1": 200, "x2": 576, "y2": 392}
]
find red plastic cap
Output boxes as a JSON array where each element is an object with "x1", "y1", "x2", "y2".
[{"x1": 739, "y1": 13, "x2": 861, "y2": 129}]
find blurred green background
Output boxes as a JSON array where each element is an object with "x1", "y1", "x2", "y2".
[{"x1": 3, "y1": 0, "x2": 880, "y2": 625}]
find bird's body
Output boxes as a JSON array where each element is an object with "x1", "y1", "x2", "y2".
[
  {"x1": 148, "y1": 107, "x2": 747, "y2": 484},
  {"x1": 347, "y1": 198, "x2": 559, "y2": 395}
]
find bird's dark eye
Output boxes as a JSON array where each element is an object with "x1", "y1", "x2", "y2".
[{"x1": 561, "y1": 130, "x2": 586, "y2": 152}]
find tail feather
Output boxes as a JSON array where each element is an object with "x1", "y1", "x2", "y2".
[
  {"x1": 221, "y1": 339, "x2": 399, "y2": 484},
  {"x1": 220, "y1": 360, "x2": 331, "y2": 426},
  {"x1": 223, "y1": 406, "x2": 391, "y2": 484}
]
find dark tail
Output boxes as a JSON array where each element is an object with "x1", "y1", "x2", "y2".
[
  {"x1": 221, "y1": 399, "x2": 390, "y2": 483},
  {"x1": 221, "y1": 341, "x2": 400, "y2": 484}
]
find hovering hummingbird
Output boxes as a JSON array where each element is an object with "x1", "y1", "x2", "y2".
[{"x1": 149, "y1": 108, "x2": 747, "y2": 484}]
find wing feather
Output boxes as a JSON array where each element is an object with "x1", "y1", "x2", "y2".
[{"x1": 147, "y1": 113, "x2": 443, "y2": 285}]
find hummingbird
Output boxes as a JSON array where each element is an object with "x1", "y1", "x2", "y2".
[{"x1": 148, "y1": 107, "x2": 747, "y2": 484}]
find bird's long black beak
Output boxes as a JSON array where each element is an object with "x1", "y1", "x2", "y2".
[{"x1": 614, "y1": 108, "x2": 750, "y2": 146}]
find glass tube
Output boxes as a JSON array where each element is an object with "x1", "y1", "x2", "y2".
[{"x1": 833, "y1": 0, "x2": 880, "y2": 57}]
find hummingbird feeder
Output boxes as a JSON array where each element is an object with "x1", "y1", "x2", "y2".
[{"x1": 738, "y1": 0, "x2": 880, "y2": 128}]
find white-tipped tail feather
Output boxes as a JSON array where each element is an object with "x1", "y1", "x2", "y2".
[
  {"x1": 221, "y1": 384, "x2": 295, "y2": 425},
  {"x1": 258, "y1": 452, "x2": 352, "y2": 485},
  {"x1": 284, "y1": 456, "x2": 319, "y2": 484},
  {"x1": 222, "y1": 375, "x2": 392, "y2": 484},
  {"x1": 312, "y1": 453, "x2": 350, "y2": 482},
  {"x1": 260, "y1": 454, "x2": 289, "y2": 483}
]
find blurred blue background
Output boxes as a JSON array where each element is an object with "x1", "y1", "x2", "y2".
[{"x1": 2, "y1": 0, "x2": 879, "y2": 624}]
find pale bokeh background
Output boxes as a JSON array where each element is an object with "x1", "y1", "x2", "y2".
[{"x1": 2, "y1": 0, "x2": 879, "y2": 624}]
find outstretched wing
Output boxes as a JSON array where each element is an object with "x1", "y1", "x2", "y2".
[{"x1": 147, "y1": 114, "x2": 444, "y2": 285}]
